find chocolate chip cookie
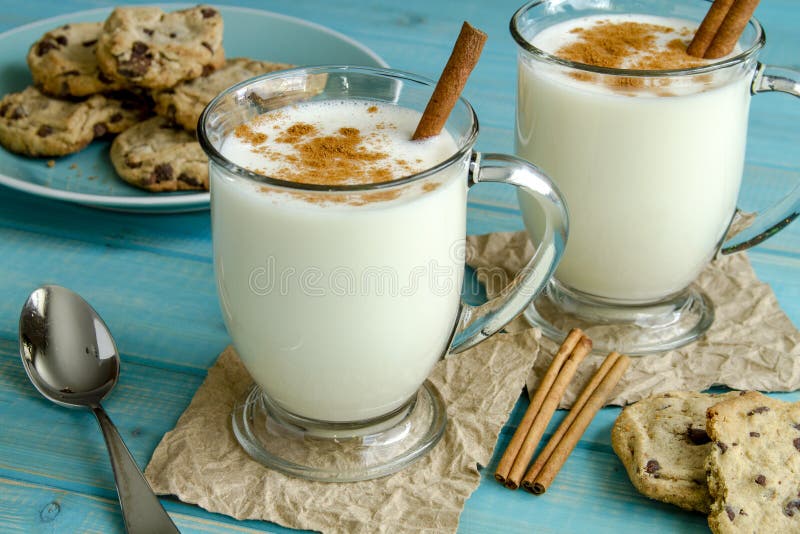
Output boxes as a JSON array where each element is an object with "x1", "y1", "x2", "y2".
[
  {"x1": 0, "y1": 86, "x2": 148, "y2": 157},
  {"x1": 705, "y1": 391, "x2": 800, "y2": 534},
  {"x1": 27, "y1": 22, "x2": 126, "y2": 97},
  {"x1": 611, "y1": 390, "x2": 741, "y2": 513},
  {"x1": 152, "y1": 57, "x2": 293, "y2": 131},
  {"x1": 96, "y1": 5, "x2": 225, "y2": 90},
  {"x1": 110, "y1": 116, "x2": 207, "y2": 191}
]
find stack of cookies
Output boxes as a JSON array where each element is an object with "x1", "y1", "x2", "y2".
[
  {"x1": 612, "y1": 390, "x2": 800, "y2": 533},
  {"x1": 0, "y1": 5, "x2": 292, "y2": 192}
]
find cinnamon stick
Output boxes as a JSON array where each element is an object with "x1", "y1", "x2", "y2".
[
  {"x1": 686, "y1": 0, "x2": 735, "y2": 58},
  {"x1": 523, "y1": 354, "x2": 631, "y2": 494},
  {"x1": 494, "y1": 328, "x2": 584, "y2": 484},
  {"x1": 704, "y1": 0, "x2": 760, "y2": 59},
  {"x1": 504, "y1": 336, "x2": 592, "y2": 490},
  {"x1": 412, "y1": 22, "x2": 487, "y2": 140},
  {"x1": 519, "y1": 351, "x2": 622, "y2": 486}
]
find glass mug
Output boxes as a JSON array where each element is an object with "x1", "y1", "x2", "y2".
[
  {"x1": 199, "y1": 66, "x2": 568, "y2": 481},
  {"x1": 511, "y1": 0, "x2": 800, "y2": 354}
]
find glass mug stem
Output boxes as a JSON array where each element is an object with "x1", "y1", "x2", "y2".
[
  {"x1": 450, "y1": 152, "x2": 568, "y2": 353},
  {"x1": 720, "y1": 63, "x2": 800, "y2": 254}
]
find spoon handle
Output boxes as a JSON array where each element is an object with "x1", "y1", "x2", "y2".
[{"x1": 92, "y1": 405, "x2": 180, "y2": 534}]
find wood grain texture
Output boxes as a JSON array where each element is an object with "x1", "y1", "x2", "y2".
[{"x1": 0, "y1": 0, "x2": 798, "y2": 532}]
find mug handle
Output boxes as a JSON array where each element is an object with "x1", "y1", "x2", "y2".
[
  {"x1": 721, "y1": 63, "x2": 800, "y2": 253},
  {"x1": 449, "y1": 152, "x2": 568, "y2": 353}
]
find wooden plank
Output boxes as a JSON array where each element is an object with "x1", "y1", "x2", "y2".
[
  {"x1": 0, "y1": 338, "x2": 202, "y2": 493},
  {"x1": 0, "y1": 477, "x2": 297, "y2": 533},
  {"x1": 0, "y1": 225, "x2": 228, "y2": 371}
]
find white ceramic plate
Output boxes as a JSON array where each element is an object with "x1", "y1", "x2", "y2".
[{"x1": 0, "y1": 4, "x2": 387, "y2": 213}]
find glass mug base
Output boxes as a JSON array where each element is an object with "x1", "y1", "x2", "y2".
[
  {"x1": 231, "y1": 381, "x2": 447, "y2": 482},
  {"x1": 524, "y1": 280, "x2": 715, "y2": 355}
]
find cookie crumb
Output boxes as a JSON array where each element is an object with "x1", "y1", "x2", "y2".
[{"x1": 46, "y1": 160, "x2": 55, "y2": 168}]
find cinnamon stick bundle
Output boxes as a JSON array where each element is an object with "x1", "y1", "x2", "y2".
[
  {"x1": 687, "y1": 0, "x2": 761, "y2": 59},
  {"x1": 522, "y1": 353, "x2": 631, "y2": 494},
  {"x1": 494, "y1": 330, "x2": 631, "y2": 494},
  {"x1": 520, "y1": 351, "x2": 623, "y2": 486},
  {"x1": 495, "y1": 330, "x2": 592, "y2": 490}
]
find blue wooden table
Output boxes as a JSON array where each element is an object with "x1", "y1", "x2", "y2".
[{"x1": 1, "y1": 1, "x2": 798, "y2": 532}]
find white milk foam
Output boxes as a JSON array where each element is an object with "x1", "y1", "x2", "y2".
[{"x1": 220, "y1": 100, "x2": 458, "y2": 195}]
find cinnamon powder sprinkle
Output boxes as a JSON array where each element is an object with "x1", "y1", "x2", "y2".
[
  {"x1": 234, "y1": 123, "x2": 268, "y2": 145},
  {"x1": 557, "y1": 21, "x2": 707, "y2": 70},
  {"x1": 242, "y1": 115, "x2": 441, "y2": 205},
  {"x1": 555, "y1": 20, "x2": 709, "y2": 90},
  {"x1": 249, "y1": 121, "x2": 402, "y2": 186}
]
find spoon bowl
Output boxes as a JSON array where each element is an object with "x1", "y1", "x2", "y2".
[
  {"x1": 20, "y1": 285, "x2": 119, "y2": 409},
  {"x1": 19, "y1": 285, "x2": 179, "y2": 534}
]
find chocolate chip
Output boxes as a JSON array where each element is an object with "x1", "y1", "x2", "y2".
[
  {"x1": 687, "y1": 425, "x2": 711, "y2": 445},
  {"x1": 202, "y1": 64, "x2": 214, "y2": 76},
  {"x1": 152, "y1": 163, "x2": 173, "y2": 183},
  {"x1": 747, "y1": 406, "x2": 770, "y2": 416},
  {"x1": 132, "y1": 41, "x2": 148, "y2": 55},
  {"x1": 169, "y1": 32, "x2": 177, "y2": 38},
  {"x1": 716, "y1": 441, "x2": 728, "y2": 454},
  {"x1": 755, "y1": 475, "x2": 766, "y2": 486},
  {"x1": 645, "y1": 459, "x2": 660, "y2": 474},
  {"x1": 62, "y1": 70, "x2": 79, "y2": 76},
  {"x1": 794, "y1": 437, "x2": 800, "y2": 452},
  {"x1": 82, "y1": 39, "x2": 97, "y2": 47},
  {"x1": 178, "y1": 172, "x2": 201, "y2": 187},
  {"x1": 0, "y1": 103, "x2": 9, "y2": 116},
  {"x1": 725, "y1": 506, "x2": 735, "y2": 522},
  {"x1": 10, "y1": 106, "x2": 26, "y2": 120},
  {"x1": 785, "y1": 500, "x2": 800, "y2": 517},
  {"x1": 117, "y1": 41, "x2": 152, "y2": 78},
  {"x1": 201, "y1": 41, "x2": 213, "y2": 53},
  {"x1": 55, "y1": 35, "x2": 68, "y2": 46},
  {"x1": 36, "y1": 39, "x2": 58, "y2": 56},
  {"x1": 143, "y1": 28, "x2": 154, "y2": 36},
  {"x1": 61, "y1": 24, "x2": 70, "y2": 30},
  {"x1": 793, "y1": 423, "x2": 800, "y2": 431},
  {"x1": 109, "y1": 113, "x2": 123, "y2": 123},
  {"x1": 93, "y1": 123, "x2": 107, "y2": 137},
  {"x1": 201, "y1": 8, "x2": 217, "y2": 18},
  {"x1": 749, "y1": 432, "x2": 760, "y2": 437},
  {"x1": 119, "y1": 99, "x2": 140, "y2": 110}
]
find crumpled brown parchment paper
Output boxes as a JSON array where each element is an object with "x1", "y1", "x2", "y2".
[
  {"x1": 145, "y1": 329, "x2": 540, "y2": 534},
  {"x1": 465, "y1": 231, "x2": 800, "y2": 408}
]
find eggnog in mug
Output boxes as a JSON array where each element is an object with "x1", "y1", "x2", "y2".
[
  {"x1": 201, "y1": 65, "x2": 569, "y2": 480},
  {"x1": 212, "y1": 99, "x2": 466, "y2": 422},
  {"x1": 516, "y1": 13, "x2": 750, "y2": 302}
]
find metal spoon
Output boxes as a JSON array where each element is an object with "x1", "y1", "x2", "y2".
[{"x1": 19, "y1": 285, "x2": 179, "y2": 534}]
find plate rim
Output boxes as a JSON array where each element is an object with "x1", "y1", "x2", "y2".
[{"x1": 0, "y1": 3, "x2": 389, "y2": 211}]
